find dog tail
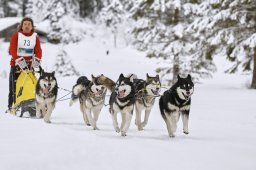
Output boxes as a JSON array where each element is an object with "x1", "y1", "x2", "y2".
[
  {"x1": 159, "y1": 96, "x2": 166, "y2": 120},
  {"x1": 69, "y1": 76, "x2": 90, "y2": 106},
  {"x1": 97, "y1": 75, "x2": 116, "y2": 93}
]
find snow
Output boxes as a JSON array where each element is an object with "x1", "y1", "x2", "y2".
[
  {"x1": 35, "y1": 20, "x2": 51, "y2": 33},
  {"x1": 0, "y1": 17, "x2": 21, "y2": 31},
  {"x1": 1, "y1": 29, "x2": 256, "y2": 170}
]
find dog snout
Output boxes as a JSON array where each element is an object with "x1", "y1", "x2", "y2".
[
  {"x1": 186, "y1": 91, "x2": 190, "y2": 95},
  {"x1": 96, "y1": 88, "x2": 103, "y2": 93}
]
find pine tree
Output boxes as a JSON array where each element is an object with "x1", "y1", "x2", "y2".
[
  {"x1": 2, "y1": 0, "x2": 22, "y2": 17},
  {"x1": 188, "y1": 0, "x2": 256, "y2": 88},
  {"x1": 54, "y1": 47, "x2": 80, "y2": 77},
  {"x1": 131, "y1": 0, "x2": 216, "y2": 84},
  {"x1": 77, "y1": 0, "x2": 104, "y2": 19},
  {"x1": 97, "y1": 0, "x2": 127, "y2": 47},
  {"x1": 120, "y1": 0, "x2": 134, "y2": 11},
  {"x1": 26, "y1": 0, "x2": 50, "y2": 22},
  {"x1": 26, "y1": 0, "x2": 82, "y2": 44},
  {"x1": 45, "y1": 0, "x2": 80, "y2": 44}
]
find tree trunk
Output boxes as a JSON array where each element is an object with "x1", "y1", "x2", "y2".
[
  {"x1": 251, "y1": 47, "x2": 256, "y2": 89},
  {"x1": 114, "y1": 34, "x2": 117, "y2": 48},
  {"x1": 172, "y1": 54, "x2": 179, "y2": 85},
  {"x1": 3, "y1": 0, "x2": 8, "y2": 17},
  {"x1": 22, "y1": 0, "x2": 28, "y2": 17}
]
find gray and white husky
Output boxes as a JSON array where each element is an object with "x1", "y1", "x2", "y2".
[
  {"x1": 35, "y1": 70, "x2": 58, "y2": 123},
  {"x1": 133, "y1": 74, "x2": 161, "y2": 130},
  {"x1": 70, "y1": 75, "x2": 115, "y2": 130},
  {"x1": 159, "y1": 74, "x2": 194, "y2": 137},
  {"x1": 109, "y1": 74, "x2": 136, "y2": 136}
]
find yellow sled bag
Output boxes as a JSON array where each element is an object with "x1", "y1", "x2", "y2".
[{"x1": 12, "y1": 69, "x2": 37, "y2": 116}]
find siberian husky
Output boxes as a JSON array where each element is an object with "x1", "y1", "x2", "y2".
[
  {"x1": 70, "y1": 75, "x2": 115, "y2": 130},
  {"x1": 35, "y1": 70, "x2": 58, "y2": 123},
  {"x1": 159, "y1": 74, "x2": 194, "y2": 137},
  {"x1": 109, "y1": 74, "x2": 136, "y2": 136},
  {"x1": 133, "y1": 74, "x2": 161, "y2": 130}
]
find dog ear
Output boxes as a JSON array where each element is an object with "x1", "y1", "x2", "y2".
[
  {"x1": 187, "y1": 74, "x2": 191, "y2": 79},
  {"x1": 146, "y1": 73, "x2": 150, "y2": 79},
  {"x1": 40, "y1": 69, "x2": 45, "y2": 76},
  {"x1": 119, "y1": 73, "x2": 124, "y2": 79},
  {"x1": 52, "y1": 71, "x2": 55, "y2": 76},
  {"x1": 91, "y1": 74, "x2": 95, "y2": 81},
  {"x1": 129, "y1": 74, "x2": 134, "y2": 82},
  {"x1": 177, "y1": 75, "x2": 181, "y2": 80}
]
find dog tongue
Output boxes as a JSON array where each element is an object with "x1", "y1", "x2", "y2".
[
  {"x1": 43, "y1": 88, "x2": 49, "y2": 94},
  {"x1": 118, "y1": 91, "x2": 125, "y2": 98},
  {"x1": 153, "y1": 90, "x2": 159, "y2": 95},
  {"x1": 96, "y1": 90, "x2": 102, "y2": 96}
]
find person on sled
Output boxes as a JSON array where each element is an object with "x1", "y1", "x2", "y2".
[{"x1": 7, "y1": 17, "x2": 42, "y2": 113}]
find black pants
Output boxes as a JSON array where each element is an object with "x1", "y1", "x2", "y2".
[{"x1": 8, "y1": 67, "x2": 20, "y2": 109}]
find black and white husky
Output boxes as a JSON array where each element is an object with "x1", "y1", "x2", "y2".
[
  {"x1": 159, "y1": 74, "x2": 194, "y2": 137},
  {"x1": 35, "y1": 70, "x2": 58, "y2": 123},
  {"x1": 133, "y1": 74, "x2": 161, "y2": 130},
  {"x1": 70, "y1": 75, "x2": 115, "y2": 130},
  {"x1": 109, "y1": 74, "x2": 135, "y2": 136}
]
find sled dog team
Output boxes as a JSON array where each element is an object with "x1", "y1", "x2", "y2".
[{"x1": 35, "y1": 70, "x2": 194, "y2": 137}]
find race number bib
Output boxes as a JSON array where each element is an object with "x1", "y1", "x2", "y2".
[{"x1": 17, "y1": 32, "x2": 37, "y2": 56}]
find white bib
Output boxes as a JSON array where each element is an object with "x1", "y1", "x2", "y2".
[{"x1": 17, "y1": 32, "x2": 37, "y2": 56}]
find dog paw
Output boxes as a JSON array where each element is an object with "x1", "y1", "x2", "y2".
[
  {"x1": 44, "y1": 118, "x2": 51, "y2": 123},
  {"x1": 44, "y1": 119, "x2": 51, "y2": 124},
  {"x1": 86, "y1": 123, "x2": 91, "y2": 126},
  {"x1": 183, "y1": 131, "x2": 189, "y2": 135},
  {"x1": 138, "y1": 126, "x2": 144, "y2": 131},
  {"x1": 115, "y1": 127, "x2": 120, "y2": 133},
  {"x1": 169, "y1": 133, "x2": 175, "y2": 138},
  {"x1": 69, "y1": 100, "x2": 73, "y2": 107},
  {"x1": 93, "y1": 126, "x2": 99, "y2": 130},
  {"x1": 141, "y1": 122, "x2": 147, "y2": 127},
  {"x1": 121, "y1": 131, "x2": 127, "y2": 136},
  {"x1": 36, "y1": 113, "x2": 42, "y2": 119}
]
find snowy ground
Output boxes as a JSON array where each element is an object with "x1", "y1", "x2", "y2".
[{"x1": 0, "y1": 38, "x2": 256, "y2": 170}]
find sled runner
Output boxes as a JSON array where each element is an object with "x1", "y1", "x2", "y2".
[{"x1": 10, "y1": 57, "x2": 41, "y2": 117}]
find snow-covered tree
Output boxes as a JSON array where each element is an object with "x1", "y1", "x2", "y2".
[
  {"x1": 26, "y1": 0, "x2": 49, "y2": 22},
  {"x1": 1, "y1": 0, "x2": 26, "y2": 17},
  {"x1": 120, "y1": 0, "x2": 134, "y2": 11},
  {"x1": 131, "y1": 0, "x2": 216, "y2": 84},
  {"x1": 26, "y1": 0, "x2": 84, "y2": 44},
  {"x1": 188, "y1": 0, "x2": 256, "y2": 88},
  {"x1": 54, "y1": 47, "x2": 80, "y2": 77},
  {"x1": 97, "y1": 0, "x2": 127, "y2": 47},
  {"x1": 77, "y1": 0, "x2": 104, "y2": 19},
  {"x1": 46, "y1": 0, "x2": 80, "y2": 44}
]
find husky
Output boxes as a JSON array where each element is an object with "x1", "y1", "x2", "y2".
[
  {"x1": 70, "y1": 74, "x2": 115, "y2": 130},
  {"x1": 35, "y1": 70, "x2": 58, "y2": 123},
  {"x1": 109, "y1": 74, "x2": 135, "y2": 136},
  {"x1": 159, "y1": 74, "x2": 194, "y2": 137},
  {"x1": 133, "y1": 74, "x2": 161, "y2": 130}
]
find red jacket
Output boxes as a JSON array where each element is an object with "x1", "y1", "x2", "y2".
[{"x1": 9, "y1": 31, "x2": 42, "y2": 67}]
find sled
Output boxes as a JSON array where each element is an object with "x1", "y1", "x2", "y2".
[{"x1": 10, "y1": 57, "x2": 40, "y2": 117}]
